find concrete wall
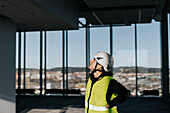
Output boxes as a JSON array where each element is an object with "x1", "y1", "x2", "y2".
[{"x1": 0, "y1": 18, "x2": 16, "y2": 113}]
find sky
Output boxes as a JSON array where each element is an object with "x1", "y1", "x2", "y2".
[{"x1": 16, "y1": 15, "x2": 170, "y2": 69}]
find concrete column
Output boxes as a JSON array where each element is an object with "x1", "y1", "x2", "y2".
[
  {"x1": 0, "y1": 18, "x2": 16, "y2": 113},
  {"x1": 161, "y1": 6, "x2": 169, "y2": 99}
]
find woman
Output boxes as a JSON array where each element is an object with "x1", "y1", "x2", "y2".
[{"x1": 85, "y1": 51, "x2": 130, "y2": 113}]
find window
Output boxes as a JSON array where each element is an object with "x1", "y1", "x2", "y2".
[
  {"x1": 168, "y1": 13, "x2": 170, "y2": 94},
  {"x1": 16, "y1": 32, "x2": 24, "y2": 89},
  {"x1": 16, "y1": 33, "x2": 18, "y2": 89},
  {"x1": 113, "y1": 25, "x2": 136, "y2": 96},
  {"x1": 90, "y1": 27, "x2": 110, "y2": 59},
  {"x1": 79, "y1": 17, "x2": 86, "y2": 27},
  {"x1": 68, "y1": 28, "x2": 86, "y2": 95},
  {"x1": 46, "y1": 31, "x2": 62, "y2": 89},
  {"x1": 26, "y1": 32, "x2": 40, "y2": 91},
  {"x1": 137, "y1": 20, "x2": 161, "y2": 96}
]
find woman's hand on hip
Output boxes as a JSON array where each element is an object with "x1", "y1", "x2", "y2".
[{"x1": 105, "y1": 104, "x2": 110, "y2": 109}]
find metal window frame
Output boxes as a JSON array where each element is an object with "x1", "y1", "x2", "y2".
[
  {"x1": 135, "y1": 24, "x2": 138, "y2": 97},
  {"x1": 44, "y1": 31, "x2": 47, "y2": 95},
  {"x1": 40, "y1": 31, "x2": 43, "y2": 96},
  {"x1": 16, "y1": 18, "x2": 168, "y2": 97},
  {"x1": 66, "y1": 30, "x2": 68, "y2": 90},
  {"x1": 62, "y1": 30, "x2": 65, "y2": 91},
  {"x1": 86, "y1": 23, "x2": 90, "y2": 84},
  {"x1": 23, "y1": 32, "x2": 26, "y2": 89},
  {"x1": 18, "y1": 32, "x2": 21, "y2": 90},
  {"x1": 110, "y1": 25, "x2": 113, "y2": 72}
]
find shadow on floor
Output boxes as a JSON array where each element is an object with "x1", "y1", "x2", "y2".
[
  {"x1": 16, "y1": 96, "x2": 170, "y2": 113},
  {"x1": 16, "y1": 96, "x2": 84, "y2": 113}
]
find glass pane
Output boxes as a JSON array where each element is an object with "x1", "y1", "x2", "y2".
[
  {"x1": 79, "y1": 18, "x2": 86, "y2": 27},
  {"x1": 168, "y1": 13, "x2": 170, "y2": 94},
  {"x1": 113, "y1": 25, "x2": 135, "y2": 96},
  {"x1": 68, "y1": 28, "x2": 86, "y2": 95},
  {"x1": 26, "y1": 32, "x2": 40, "y2": 93},
  {"x1": 42, "y1": 31, "x2": 45, "y2": 94},
  {"x1": 15, "y1": 32, "x2": 24, "y2": 89},
  {"x1": 90, "y1": 27, "x2": 110, "y2": 59},
  {"x1": 21, "y1": 33, "x2": 24, "y2": 89},
  {"x1": 16, "y1": 33, "x2": 18, "y2": 89},
  {"x1": 137, "y1": 20, "x2": 161, "y2": 96},
  {"x1": 46, "y1": 31, "x2": 62, "y2": 90}
]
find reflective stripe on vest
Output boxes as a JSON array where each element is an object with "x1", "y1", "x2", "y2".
[
  {"x1": 85, "y1": 101, "x2": 108, "y2": 111},
  {"x1": 85, "y1": 101, "x2": 117, "y2": 111}
]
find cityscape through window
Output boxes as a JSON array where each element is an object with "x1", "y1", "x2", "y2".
[{"x1": 16, "y1": 19, "x2": 164, "y2": 96}]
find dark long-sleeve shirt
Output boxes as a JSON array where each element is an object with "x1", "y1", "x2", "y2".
[
  {"x1": 106, "y1": 78, "x2": 130, "y2": 108},
  {"x1": 89, "y1": 72, "x2": 130, "y2": 108}
]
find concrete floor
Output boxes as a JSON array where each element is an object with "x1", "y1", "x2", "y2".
[{"x1": 16, "y1": 96, "x2": 170, "y2": 113}]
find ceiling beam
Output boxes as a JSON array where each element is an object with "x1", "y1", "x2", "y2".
[
  {"x1": 80, "y1": 5, "x2": 157, "y2": 13},
  {"x1": 154, "y1": 0, "x2": 166, "y2": 21}
]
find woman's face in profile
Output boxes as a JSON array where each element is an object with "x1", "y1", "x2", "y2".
[{"x1": 89, "y1": 58, "x2": 96, "y2": 71}]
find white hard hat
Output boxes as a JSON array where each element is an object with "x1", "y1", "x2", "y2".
[{"x1": 94, "y1": 51, "x2": 114, "y2": 72}]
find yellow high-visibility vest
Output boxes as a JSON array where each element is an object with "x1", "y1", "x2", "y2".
[{"x1": 85, "y1": 76, "x2": 118, "y2": 113}]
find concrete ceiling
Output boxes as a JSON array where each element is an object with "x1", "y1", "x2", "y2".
[
  {"x1": 80, "y1": 0, "x2": 167, "y2": 25},
  {"x1": 0, "y1": 0, "x2": 169, "y2": 31},
  {"x1": 167, "y1": 0, "x2": 170, "y2": 13},
  {"x1": 0, "y1": 0, "x2": 79, "y2": 31}
]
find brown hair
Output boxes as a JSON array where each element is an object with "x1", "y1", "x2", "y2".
[
  {"x1": 102, "y1": 70, "x2": 114, "y2": 76},
  {"x1": 106, "y1": 71, "x2": 114, "y2": 76}
]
